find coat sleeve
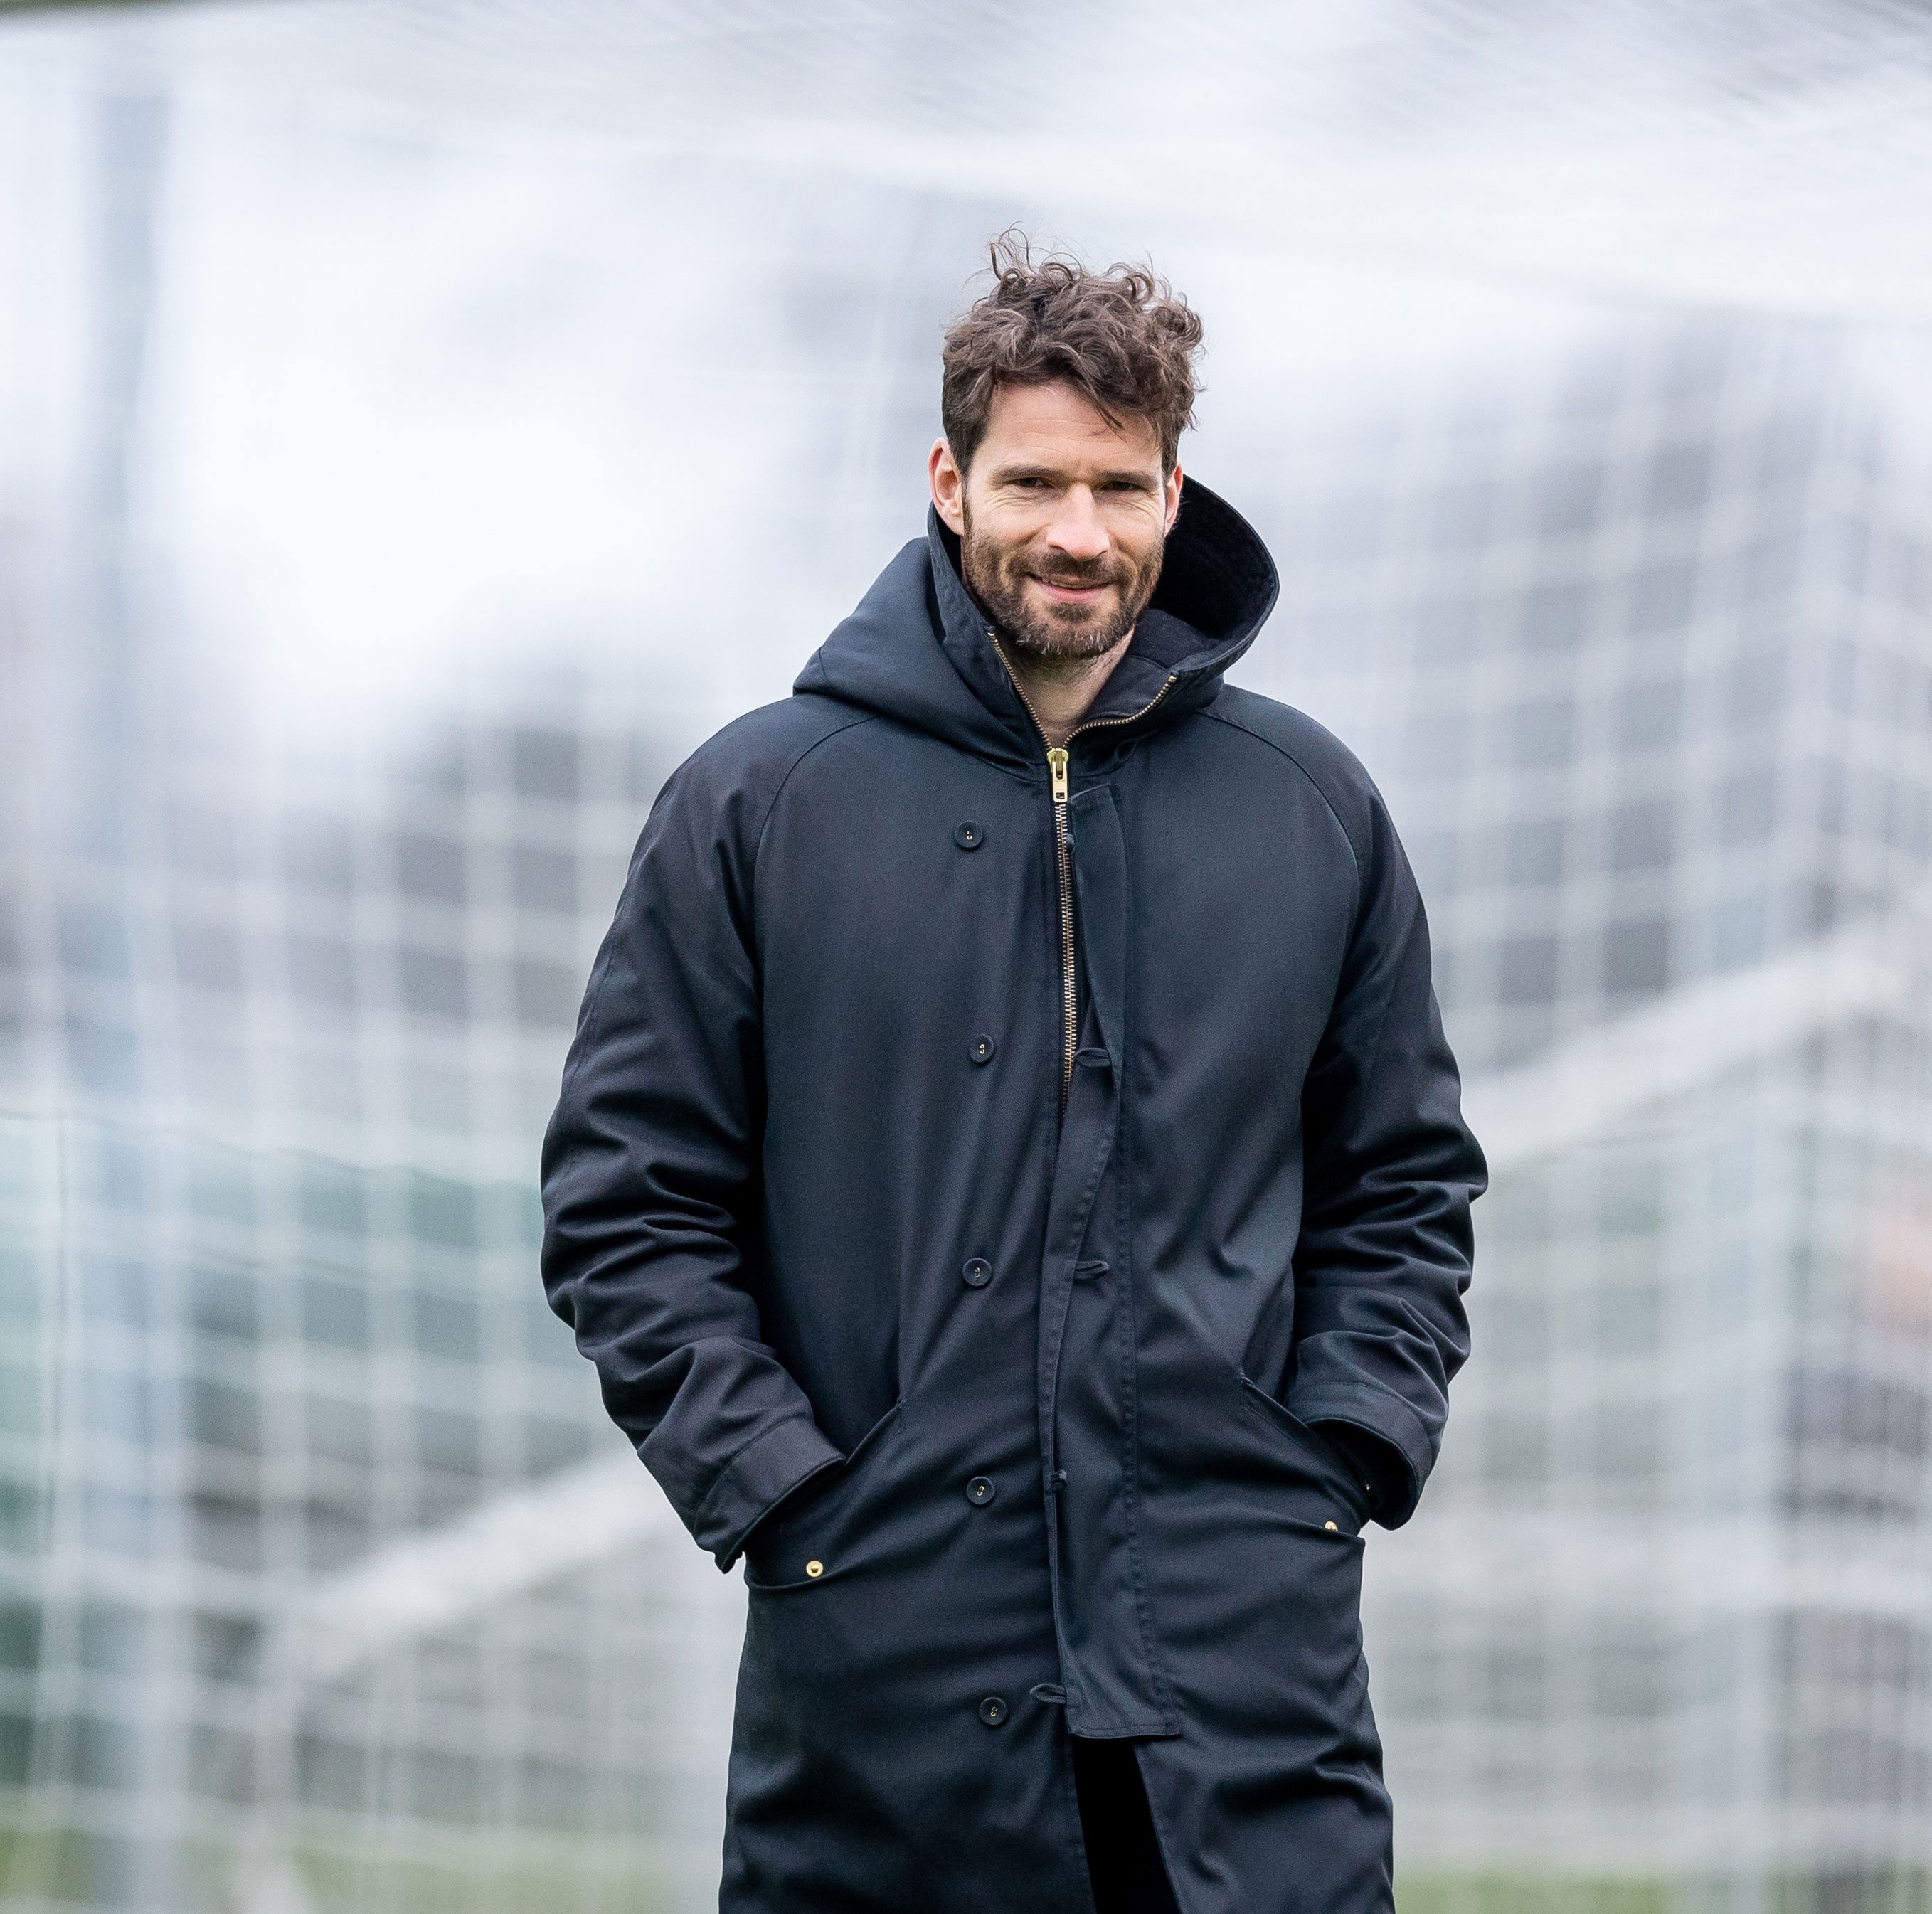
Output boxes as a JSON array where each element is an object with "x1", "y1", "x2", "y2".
[
  {"x1": 1285, "y1": 787, "x2": 1486, "y2": 1528},
  {"x1": 539, "y1": 750, "x2": 841, "y2": 1570}
]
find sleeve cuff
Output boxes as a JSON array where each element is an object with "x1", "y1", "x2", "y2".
[
  {"x1": 1289, "y1": 1386, "x2": 1435, "y2": 1528},
  {"x1": 691, "y1": 1415, "x2": 844, "y2": 1570}
]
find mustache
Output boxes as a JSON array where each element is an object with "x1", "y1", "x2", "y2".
[{"x1": 1019, "y1": 555, "x2": 1125, "y2": 588}]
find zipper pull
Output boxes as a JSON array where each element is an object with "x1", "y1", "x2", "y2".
[{"x1": 1046, "y1": 747, "x2": 1068, "y2": 803}]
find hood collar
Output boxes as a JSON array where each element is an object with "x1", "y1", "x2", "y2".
[{"x1": 794, "y1": 474, "x2": 1280, "y2": 767}]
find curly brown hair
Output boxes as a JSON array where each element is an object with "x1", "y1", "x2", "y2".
[{"x1": 940, "y1": 232, "x2": 1204, "y2": 475}]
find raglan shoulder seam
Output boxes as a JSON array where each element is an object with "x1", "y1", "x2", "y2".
[
  {"x1": 750, "y1": 706, "x2": 881, "y2": 880},
  {"x1": 558, "y1": 703, "x2": 874, "y2": 1090},
  {"x1": 1196, "y1": 706, "x2": 1366, "y2": 903}
]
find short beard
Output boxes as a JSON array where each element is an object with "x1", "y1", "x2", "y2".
[{"x1": 961, "y1": 503, "x2": 1165, "y2": 664}]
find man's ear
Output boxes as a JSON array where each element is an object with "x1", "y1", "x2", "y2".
[
  {"x1": 1164, "y1": 462, "x2": 1184, "y2": 532},
  {"x1": 930, "y1": 438, "x2": 967, "y2": 536}
]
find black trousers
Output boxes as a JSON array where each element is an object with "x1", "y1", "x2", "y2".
[{"x1": 1072, "y1": 1737, "x2": 1182, "y2": 1914}]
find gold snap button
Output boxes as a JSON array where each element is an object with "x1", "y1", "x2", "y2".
[
  {"x1": 806, "y1": 1561, "x2": 823, "y2": 1577},
  {"x1": 1324, "y1": 1521, "x2": 1338, "y2": 1532}
]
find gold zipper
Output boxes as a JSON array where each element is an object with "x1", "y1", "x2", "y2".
[
  {"x1": 991, "y1": 630, "x2": 1177, "y2": 1106},
  {"x1": 1046, "y1": 745, "x2": 1074, "y2": 1099}
]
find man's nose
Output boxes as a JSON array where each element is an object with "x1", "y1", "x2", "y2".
[{"x1": 1044, "y1": 487, "x2": 1109, "y2": 563}]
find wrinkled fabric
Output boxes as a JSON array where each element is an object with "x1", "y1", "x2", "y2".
[{"x1": 541, "y1": 478, "x2": 1485, "y2": 1914}]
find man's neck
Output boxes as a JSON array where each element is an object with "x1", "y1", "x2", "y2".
[{"x1": 1002, "y1": 630, "x2": 1135, "y2": 751}]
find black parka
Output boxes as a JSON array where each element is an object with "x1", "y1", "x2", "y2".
[{"x1": 541, "y1": 481, "x2": 1485, "y2": 1914}]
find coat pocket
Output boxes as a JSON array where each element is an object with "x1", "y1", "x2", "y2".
[
  {"x1": 742, "y1": 1398, "x2": 906, "y2": 1591},
  {"x1": 1147, "y1": 1376, "x2": 1377, "y2": 1757},
  {"x1": 1236, "y1": 1375, "x2": 1375, "y2": 1534}
]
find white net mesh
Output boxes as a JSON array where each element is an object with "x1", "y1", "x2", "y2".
[{"x1": 1, "y1": 4, "x2": 1929, "y2": 1910}]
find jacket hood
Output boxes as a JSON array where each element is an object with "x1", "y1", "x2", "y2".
[{"x1": 793, "y1": 475, "x2": 1280, "y2": 772}]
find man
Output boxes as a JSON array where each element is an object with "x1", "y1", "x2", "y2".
[{"x1": 541, "y1": 241, "x2": 1485, "y2": 1914}]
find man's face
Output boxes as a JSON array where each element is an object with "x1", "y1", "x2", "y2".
[{"x1": 930, "y1": 382, "x2": 1183, "y2": 661}]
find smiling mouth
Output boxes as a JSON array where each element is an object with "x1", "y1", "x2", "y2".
[{"x1": 1031, "y1": 576, "x2": 1113, "y2": 602}]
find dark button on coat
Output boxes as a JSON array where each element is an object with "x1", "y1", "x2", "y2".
[{"x1": 541, "y1": 479, "x2": 1486, "y2": 1914}]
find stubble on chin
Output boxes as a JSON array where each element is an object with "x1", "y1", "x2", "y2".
[{"x1": 960, "y1": 519, "x2": 1163, "y2": 664}]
